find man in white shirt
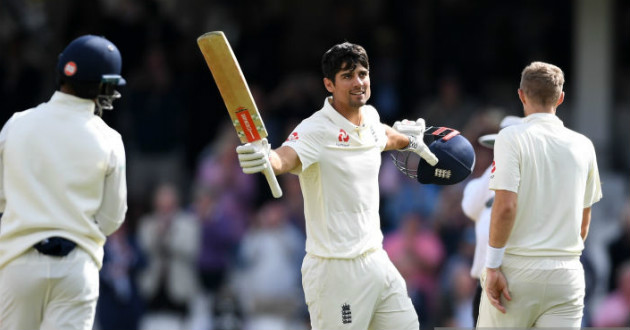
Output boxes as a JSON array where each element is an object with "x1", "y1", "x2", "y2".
[
  {"x1": 478, "y1": 61, "x2": 602, "y2": 327},
  {"x1": 461, "y1": 115, "x2": 522, "y2": 325},
  {"x1": 236, "y1": 42, "x2": 437, "y2": 330},
  {"x1": 0, "y1": 35, "x2": 127, "y2": 330}
]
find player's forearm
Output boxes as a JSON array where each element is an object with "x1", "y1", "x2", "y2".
[
  {"x1": 269, "y1": 150, "x2": 287, "y2": 174},
  {"x1": 581, "y1": 207, "x2": 592, "y2": 241},
  {"x1": 489, "y1": 210, "x2": 515, "y2": 248},
  {"x1": 383, "y1": 125, "x2": 410, "y2": 151},
  {"x1": 488, "y1": 190, "x2": 518, "y2": 248},
  {"x1": 269, "y1": 145, "x2": 300, "y2": 175}
]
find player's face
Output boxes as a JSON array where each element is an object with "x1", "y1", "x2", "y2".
[{"x1": 326, "y1": 63, "x2": 371, "y2": 110}]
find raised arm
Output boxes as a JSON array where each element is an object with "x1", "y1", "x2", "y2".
[
  {"x1": 384, "y1": 125, "x2": 411, "y2": 151},
  {"x1": 236, "y1": 139, "x2": 302, "y2": 176},
  {"x1": 270, "y1": 145, "x2": 302, "y2": 175},
  {"x1": 388, "y1": 118, "x2": 438, "y2": 165}
]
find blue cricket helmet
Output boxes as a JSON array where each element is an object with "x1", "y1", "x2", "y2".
[
  {"x1": 391, "y1": 127, "x2": 476, "y2": 185},
  {"x1": 417, "y1": 132, "x2": 475, "y2": 185},
  {"x1": 57, "y1": 35, "x2": 126, "y2": 86}
]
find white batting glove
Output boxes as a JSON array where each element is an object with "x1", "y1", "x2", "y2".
[
  {"x1": 393, "y1": 118, "x2": 439, "y2": 166},
  {"x1": 236, "y1": 138, "x2": 271, "y2": 174}
]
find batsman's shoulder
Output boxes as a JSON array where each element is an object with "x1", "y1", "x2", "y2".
[
  {"x1": 294, "y1": 112, "x2": 328, "y2": 136},
  {"x1": 4, "y1": 108, "x2": 35, "y2": 125},
  {"x1": 93, "y1": 118, "x2": 123, "y2": 139},
  {"x1": 91, "y1": 119, "x2": 125, "y2": 154},
  {"x1": 565, "y1": 127, "x2": 596, "y2": 149},
  {"x1": 574, "y1": 129, "x2": 595, "y2": 145}
]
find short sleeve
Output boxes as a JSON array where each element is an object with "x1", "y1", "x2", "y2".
[
  {"x1": 94, "y1": 132, "x2": 128, "y2": 236},
  {"x1": 0, "y1": 114, "x2": 19, "y2": 212},
  {"x1": 583, "y1": 142, "x2": 603, "y2": 208},
  {"x1": 281, "y1": 119, "x2": 323, "y2": 174},
  {"x1": 488, "y1": 130, "x2": 520, "y2": 193},
  {"x1": 0, "y1": 119, "x2": 9, "y2": 212}
]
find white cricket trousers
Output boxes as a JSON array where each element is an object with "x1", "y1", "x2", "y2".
[
  {"x1": 477, "y1": 254, "x2": 585, "y2": 327},
  {"x1": 301, "y1": 249, "x2": 419, "y2": 330},
  {"x1": 0, "y1": 247, "x2": 99, "y2": 330}
]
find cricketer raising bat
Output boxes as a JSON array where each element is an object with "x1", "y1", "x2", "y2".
[{"x1": 197, "y1": 31, "x2": 283, "y2": 198}]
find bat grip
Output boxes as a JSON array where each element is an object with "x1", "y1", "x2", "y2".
[
  {"x1": 252, "y1": 140, "x2": 283, "y2": 198},
  {"x1": 263, "y1": 163, "x2": 283, "y2": 198}
]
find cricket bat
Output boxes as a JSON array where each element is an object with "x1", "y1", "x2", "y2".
[{"x1": 197, "y1": 31, "x2": 282, "y2": 198}]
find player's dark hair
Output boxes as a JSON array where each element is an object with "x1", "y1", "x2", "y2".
[
  {"x1": 57, "y1": 75, "x2": 100, "y2": 99},
  {"x1": 321, "y1": 42, "x2": 369, "y2": 83}
]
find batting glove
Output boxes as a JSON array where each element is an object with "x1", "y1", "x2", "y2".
[
  {"x1": 393, "y1": 118, "x2": 439, "y2": 166},
  {"x1": 236, "y1": 138, "x2": 272, "y2": 174}
]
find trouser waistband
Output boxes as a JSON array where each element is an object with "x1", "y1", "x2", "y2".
[{"x1": 503, "y1": 254, "x2": 582, "y2": 270}]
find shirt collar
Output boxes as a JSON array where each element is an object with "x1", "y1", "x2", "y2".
[
  {"x1": 523, "y1": 112, "x2": 563, "y2": 126},
  {"x1": 49, "y1": 91, "x2": 96, "y2": 113},
  {"x1": 321, "y1": 96, "x2": 364, "y2": 130}
]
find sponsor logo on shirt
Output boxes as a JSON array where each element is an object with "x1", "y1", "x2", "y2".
[
  {"x1": 491, "y1": 160, "x2": 496, "y2": 173},
  {"x1": 286, "y1": 131, "x2": 299, "y2": 142},
  {"x1": 338, "y1": 129, "x2": 349, "y2": 142},
  {"x1": 336, "y1": 128, "x2": 351, "y2": 147},
  {"x1": 341, "y1": 303, "x2": 352, "y2": 324},
  {"x1": 370, "y1": 126, "x2": 378, "y2": 143}
]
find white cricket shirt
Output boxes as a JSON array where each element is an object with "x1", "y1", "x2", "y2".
[
  {"x1": 489, "y1": 113, "x2": 602, "y2": 257},
  {"x1": 282, "y1": 97, "x2": 387, "y2": 258},
  {"x1": 0, "y1": 92, "x2": 127, "y2": 269},
  {"x1": 461, "y1": 165, "x2": 493, "y2": 278}
]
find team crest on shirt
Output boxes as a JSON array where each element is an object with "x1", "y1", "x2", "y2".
[
  {"x1": 341, "y1": 303, "x2": 352, "y2": 324},
  {"x1": 286, "y1": 131, "x2": 299, "y2": 142}
]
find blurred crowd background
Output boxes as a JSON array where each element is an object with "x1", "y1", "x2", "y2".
[{"x1": 1, "y1": 0, "x2": 629, "y2": 329}]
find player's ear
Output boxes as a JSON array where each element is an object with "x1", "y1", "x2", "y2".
[
  {"x1": 556, "y1": 91, "x2": 565, "y2": 107},
  {"x1": 323, "y1": 77, "x2": 335, "y2": 93},
  {"x1": 517, "y1": 88, "x2": 527, "y2": 105}
]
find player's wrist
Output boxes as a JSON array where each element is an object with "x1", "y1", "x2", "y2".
[
  {"x1": 400, "y1": 135, "x2": 418, "y2": 151},
  {"x1": 485, "y1": 245, "x2": 506, "y2": 269}
]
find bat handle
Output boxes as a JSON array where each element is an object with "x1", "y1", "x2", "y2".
[
  {"x1": 253, "y1": 140, "x2": 283, "y2": 198},
  {"x1": 263, "y1": 163, "x2": 283, "y2": 198}
]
